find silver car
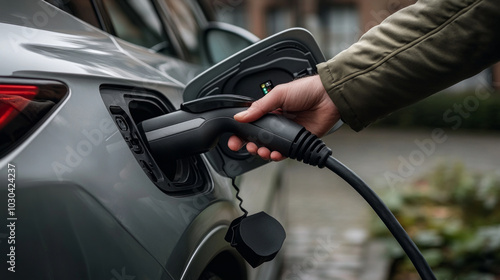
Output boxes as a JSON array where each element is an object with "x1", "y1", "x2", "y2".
[{"x1": 0, "y1": 0, "x2": 291, "y2": 279}]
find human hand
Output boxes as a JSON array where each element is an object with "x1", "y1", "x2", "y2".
[{"x1": 227, "y1": 75, "x2": 340, "y2": 161}]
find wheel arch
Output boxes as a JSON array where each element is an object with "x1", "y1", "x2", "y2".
[{"x1": 166, "y1": 201, "x2": 248, "y2": 280}]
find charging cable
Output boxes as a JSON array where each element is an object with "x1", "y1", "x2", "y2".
[
  {"x1": 288, "y1": 128, "x2": 436, "y2": 280},
  {"x1": 139, "y1": 95, "x2": 437, "y2": 279}
]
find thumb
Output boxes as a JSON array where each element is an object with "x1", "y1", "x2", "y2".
[
  {"x1": 233, "y1": 105, "x2": 265, "y2": 123},
  {"x1": 234, "y1": 89, "x2": 284, "y2": 123}
]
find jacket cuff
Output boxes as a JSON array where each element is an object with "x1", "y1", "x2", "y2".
[{"x1": 317, "y1": 61, "x2": 365, "y2": 131}]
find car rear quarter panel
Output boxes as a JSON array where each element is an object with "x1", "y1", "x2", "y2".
[{"x1": 0, "y1": 4, "x2": 245, "y2": 279}]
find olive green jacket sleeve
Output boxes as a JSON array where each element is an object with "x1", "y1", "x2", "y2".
[{"x1": 317, "y1": 0, "x2": 500, "y2": 131}]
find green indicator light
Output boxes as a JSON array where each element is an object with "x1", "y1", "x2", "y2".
[{"x1": 260, "y1": 80, "x2": 273, "y2": 95}]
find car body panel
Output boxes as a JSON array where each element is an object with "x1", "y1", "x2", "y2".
[
  {"x1": 0, "y1": 1, "x2": 285, "y2": 279},
  {"x1": 4, "y1": 181, "x2": 174, "y2": 279}
]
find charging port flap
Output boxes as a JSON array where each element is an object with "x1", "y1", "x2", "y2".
[{"x1": 182, "y1": 28, "x2": 326, "y2": 177}]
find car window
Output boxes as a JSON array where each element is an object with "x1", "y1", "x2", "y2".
[
  {"x1": 163, "y1": 0, "x2": 203, "y2": 64},
  {"x1": 44, "y1": 0, "x2": 101, "y2": 29},
  {"x1": 102, "y1": 0, "x2": 175, "y2": 56}
]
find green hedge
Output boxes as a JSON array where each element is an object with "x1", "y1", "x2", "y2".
[
  {"x1": 372, "y1": 163, "x2": 500, "y2": 279},
  {"x1": 373, "y1": 89, "x2": 500, "y2": 131}
]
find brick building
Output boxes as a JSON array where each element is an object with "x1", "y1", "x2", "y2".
[{"x1": 214, "y1": 0, "x2": 499, "y2": 90}]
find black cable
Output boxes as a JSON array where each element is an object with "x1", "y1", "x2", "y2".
[
  {"x1": 287, "y1": 129, "x2": 435, "y2": 279},
  {"x1": 231, "y1": 177, "x2": 248, "y2": 216},
  {"x1": 324, "y1": 156, "x2": 436, "y2": 280}
]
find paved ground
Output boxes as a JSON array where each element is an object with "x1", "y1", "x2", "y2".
[{"x1": 280, "y1": 126, "x2": 500, "y2": 280}]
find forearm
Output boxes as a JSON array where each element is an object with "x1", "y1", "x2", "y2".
[{"x1": 318, "y1": 0, "x2": 500, "y2": 131}]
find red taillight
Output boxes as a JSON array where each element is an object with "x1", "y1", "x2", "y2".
[
  {"x1": 0, "y1": 85, "x2": 39, "y2": 129},
  {"x1": 0, "y1": 85, "x2": 39, "y2": 97},
  {"x1": 0, "y1": 79, "x2": 68, "y2": 157}
]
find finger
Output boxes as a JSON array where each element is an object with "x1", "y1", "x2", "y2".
[
  {"x1": 234, "y1": 87, "x2": 285, "y2": 123},
  {"x1": 228, "y1": 135, "x2": 246, "y2": 151},
  {"x1": 270, "y1": 151, "x2": 286, "y2": 161},
  {"x1": 246, "y1": 142, "x2": 259, "y2": 155},
  {"x1": 257, "y1": 147, "x2": 271, "y2": 160}
]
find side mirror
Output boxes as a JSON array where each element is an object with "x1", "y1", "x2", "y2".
[{"x1": 203, "y1": 22, "x2": 259, "y2": 64}]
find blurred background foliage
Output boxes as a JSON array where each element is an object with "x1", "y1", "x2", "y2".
[
  {"x1": 211, "y1": 2, "x2": 500, "y2": 278},
  {"x1": 374, "y1": 90, "x2": 500, "y2": 131},
  {"x1": 211, "y1": 0, "x2": 500, "y2": 94},
  {"x1": 372, "y1": 163, "x2": 500, "y2": 279}
]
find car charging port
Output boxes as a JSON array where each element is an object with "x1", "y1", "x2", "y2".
[
  {"x1": 128, "y1": 100, "x2": 200, "y2": 185},
  {"x1": 101, "y1": 86, "x2": 210, "y2": 195}
]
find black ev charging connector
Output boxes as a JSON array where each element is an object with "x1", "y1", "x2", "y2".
[
  {"x1": 139, "y1": 95, "x2": 436, "y2": 279},
  {"x1": 138, "y1": 95, "x2": 326, "y2": 163}
]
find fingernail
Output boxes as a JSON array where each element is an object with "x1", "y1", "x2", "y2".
[{"x1": 234, "y1": 111, "x2": 248, "y2": 119}]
